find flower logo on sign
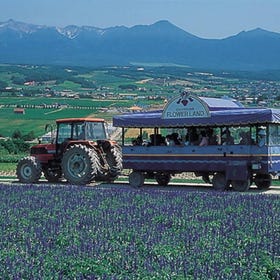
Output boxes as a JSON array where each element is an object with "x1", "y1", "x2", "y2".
[{"x1": 176, "y1": 91, "x2": 194, "y2": 106}]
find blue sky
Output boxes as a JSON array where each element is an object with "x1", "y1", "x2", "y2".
[{"x1": 1, "y1": 0, "x2": 279, "y2": 38}]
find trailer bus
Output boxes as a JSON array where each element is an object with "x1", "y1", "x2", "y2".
[{"x1": 113, "y1": 93, "x2": 280, "y2": 191}]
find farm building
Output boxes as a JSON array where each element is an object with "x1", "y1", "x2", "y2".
[{"x1": 13, "y1": 108, "x2": 25, "y2": 114}]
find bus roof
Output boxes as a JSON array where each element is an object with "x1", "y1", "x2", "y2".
[{"x1": 113, "y1": 95, "x2": 280, "y2": 128}]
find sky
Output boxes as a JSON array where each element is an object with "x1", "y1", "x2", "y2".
[{"x1": 1, "y1": 0, "x2": 280, "y2": 39}]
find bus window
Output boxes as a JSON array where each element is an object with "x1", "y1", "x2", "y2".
[{"x1": 268, "y1": 124, "x2": 280, "y2": 146}]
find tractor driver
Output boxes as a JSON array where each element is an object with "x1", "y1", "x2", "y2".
[{"x1": 78, "y1": 124, "x2": 86, "y2": 139}]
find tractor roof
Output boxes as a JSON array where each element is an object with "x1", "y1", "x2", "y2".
[{"x1": 56, "y1": 117, "x2": 105, "y2": 123}]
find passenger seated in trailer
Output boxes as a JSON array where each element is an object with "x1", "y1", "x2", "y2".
[
  {"x1": 222, "y1": 128, "x2": 234, "y2": 145},
  {"x1": 132, "y1": 135, "x2": 143, "y2": 146},
  {"x1": 239, "y1": 131, "x2": 255, "y2": 145},
  {"x1": 165, "y1": 133, "x2": 182, "y2": 146},
  {"x1": 207, "y1": 128, "x2": 219, "y2": 145},
  {"x1": 166, "y1": 134, "x2": 175, "y2": 146},
  {"x1": 199, "y1": 131, "x2": 209, "y2": 146},
  {"x1": 188, "y1": 128, "x2": 200, "y2": 145},
  {"x1": 171, "y1": 132, "x2": 181, "y2": 145}
]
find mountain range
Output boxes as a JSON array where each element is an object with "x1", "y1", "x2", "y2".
[{"x1": 0, "y1": 19, "x2": 280, "y2": 71}]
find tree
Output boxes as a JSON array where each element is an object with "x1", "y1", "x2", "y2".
[
  {"x1": 2, "y1": 139, "x2": 17, "y2": 154},
  {"x1": 12, "y1": 130, "x2": 22, "y2": 139},
  {"x1": 119, "y1": 84, "x2": 137, "y2": 90},
  {"x1": 13, "y1": 139, "x2": 31, "y2": 153},
  {"x1": 23, "y1": 131, "x2": 35, "y2": 141}
]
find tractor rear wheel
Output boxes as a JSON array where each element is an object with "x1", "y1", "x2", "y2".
[
  {"x1": 96, "y1": 144, "x2": 122, "y2": 182},
  {"x1": 16, "y1": 156, "x2": 42, "y2": 183},
  {"x1": 106, "y1": 144, "x2": 122, "y2": 180},
  {"x1": 62, "y1": 144, "x2": 98, "y2": 185}
]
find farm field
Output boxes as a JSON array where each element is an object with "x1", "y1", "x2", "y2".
[
  {"x1": 0, "y1": 182, "x2": 279, "y2": 279},
  {"x1": 0, "y1": 97, "x2": 133, "y2": 137}
]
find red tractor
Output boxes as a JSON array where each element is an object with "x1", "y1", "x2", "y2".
[{"x1": 16, "y1": 118, "x2": 122, "y2": 185}]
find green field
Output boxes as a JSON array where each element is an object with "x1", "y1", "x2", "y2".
[
  {"x1": 0, "y1": 107, "x2": 92, "y2": 137},
  {"x1": 0, "y1": 97, "x2": 133, "y2": 137}
]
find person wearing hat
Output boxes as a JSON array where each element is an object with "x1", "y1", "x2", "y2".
[{"x1": 258, "y1": 129, "x2": 266, "y2": 147}]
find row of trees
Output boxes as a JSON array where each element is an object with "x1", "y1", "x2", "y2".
[{"x1": 0, "y1": 130, "x2": 34, "y2": 162}]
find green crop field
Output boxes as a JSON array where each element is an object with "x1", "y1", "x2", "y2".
[
  {"x1": 0, "y1": 96, "x2": 134, "y2": 137},
  {"x1": 0, "y1": 96, "x2": 131, "y2": 107},
  {"x1": 0, "y1": 108, "x2": 94, "y2": 136}
]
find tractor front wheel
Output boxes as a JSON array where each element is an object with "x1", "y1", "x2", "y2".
[
  {"x1": 16, "y1": 156, "x2": 42, "y2": 183},
  {"x1": 62, "y1": 144, "x2": 98, "y2": 185}
]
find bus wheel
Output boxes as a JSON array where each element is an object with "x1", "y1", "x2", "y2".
[
  {"x1": 129, "y1": 171, "x2": 145, "y2": 188},
  {"x1": 254, "y1": 174, "x2": 272, "y2": 190},
  {"x1": 155, "y1": 173, "x2": 171, "y2": 186},
  {"x1": 232, "y1": 179, "x2": 250, "y2": 192},
  {"x1": 212, "y1": 173, "x2": 228, "y2": 191}
]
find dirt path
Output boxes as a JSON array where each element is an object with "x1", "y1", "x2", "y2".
[{"x1": 1, "y1": 179, "x2": 279, "y2": 195}]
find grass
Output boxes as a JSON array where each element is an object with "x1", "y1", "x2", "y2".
[{"x1": 0, "y1": 163, "x2": 17, "y2": 173}]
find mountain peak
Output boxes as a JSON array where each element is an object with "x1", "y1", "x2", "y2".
[
  {"x1": 145, "y1": 20, "x2": 198, "y2": 38},
  {"x1": 0, "y1": 19, "x2": 44, "y2": 33},
  {"x1": 236, "y1": 27, "x2": 280, "y2": 38},
  {"x1": 152, "y1": 20, "x2": 173, "y2": 27}
]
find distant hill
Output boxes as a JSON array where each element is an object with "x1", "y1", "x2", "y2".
[{"x1": 0, "y1": 19, "x2": 280, "y2": 70}]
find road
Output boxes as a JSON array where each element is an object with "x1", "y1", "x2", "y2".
[
  {"x1": 103, "y1": 181, "x2": 280, "y2": 194},
  {"x1": 1, "y1": 178, "x2": 280, "y2": 195}
]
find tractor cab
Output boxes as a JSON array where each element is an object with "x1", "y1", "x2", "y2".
[
  {"x1": 56, "y1": 118, "x2": 107, "y2": 143},
  {"x1": 55, "y1": 118, "x2": 107, "y2": 155}
]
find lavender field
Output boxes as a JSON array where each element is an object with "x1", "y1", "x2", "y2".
[{"x1": 0, "y1": 183, "x2": 279, "y2": 279}]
